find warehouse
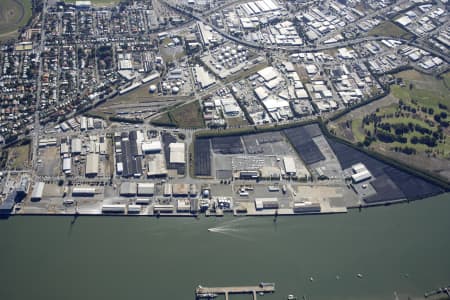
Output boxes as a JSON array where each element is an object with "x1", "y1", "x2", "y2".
[
  {"x1": 120, "y1": 182, "x2": 137, "y2": 197},
  {"x1": 351, "y1": 170, "x2": 371, "y2": 183},
  {"x1": 60, "y1": 143, "x2": 69, "y2": 155},
  {"x1": 352, "y1": 163, "x2": 367, "y2": 174},
  {"x1": 31, "y1": 182, "x2": 45, "y2": 201},
  {"x1": 119, "y1": 136, "x2": 143, "y2": 177},
  {"x1": 239, "y1": 170, "x2": 259, "y2": 179},
  {"x1": 136, "y1": 198, "x2": 151, "y2": 205},
  {"x1": 127, "y1": 204, "x2": 141, "y2": 214},
  {"x1": 0, "y1": 191, "x2": 17, "y2": 215},
  {"x1": 17, "y1": 176, "x2": 30, "y2": 198},
  {"x1": 142, "y1": 141, "x2": 162, "y2": 154},
  {"x1": 169, "y1": 143, "x2": 185, "y2": 164},
  {"x1": 177, "y1": 199, "x2": 191, "y2": 212},
  {"x1": 147, "y1": 155, "x2": 168, "y2": 177},
  {"x1": 254, "y1": 198, "x2": 279, "y2": 210},
  {"x1": 283, "y1": 156, "x2": 296, "y2": 176},
  {"x1": 72, "y1": 187, "x2": 96, "y2": 196},
  {"x1": 172, "y1": 183, "x2": 190, "y2": 196},
  {"x1": 351, "y1": 163, "x2": 372, "y2": 183},
  {"x1": 163, "y1": 183, "x2": 172, "y2": 196},
  {"x1": 71, "y1": 138, "x2": 82, "y2": 154},
  {"x1": 137, "y1": 183, "x2": 155, "y2": 196},
  {"x1": 63, "y1": 157, "x2": 72, "y2": 174},
  {"x1": 257, "y1": 66, "x2": 278, "y2": 81},
  {"x1": 141, "y1": 72, "x2": 160, "y2": 84},
  {"x1": 153, "y1": 204, "x2": 174, "y2": 213},
  {"x1": 85, "y1": 153, "x2": 99, "y2": 177},
  {"x1": 80, "y1": 117, "x2": 87, "y2": 131},
  {"x1": 102, "y1": 204, "x2": 126, "y2": 213},
  {"x1": 194, "y1": 65, "x2": 216, "y2": 89},
  {"x1": 293, "y1": 202, "x2": 321, "y2": 213},
  {"x1": 116, "y1": 162, "x2": 123, "y2": 175}
]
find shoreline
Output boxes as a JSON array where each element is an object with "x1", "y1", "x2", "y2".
[{"x1": 2, "y1": 191, "x2": 444, "y2": 219}]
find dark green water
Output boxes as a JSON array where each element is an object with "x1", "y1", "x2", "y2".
[{"x1": 1, "y1": 194, "x2": 450, "y2": 300}]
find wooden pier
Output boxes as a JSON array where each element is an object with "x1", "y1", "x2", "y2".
[{"x1": 196, "y1": 283, "x2": 275, "y2": 300}]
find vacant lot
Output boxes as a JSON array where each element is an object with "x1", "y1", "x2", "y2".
[
  {"x1": 368, "y1": 21, "x2": 413, "y2": 40},
  {"x1": 7, "y1": 144, "x2": 30, "y2": 170},
  {"x1": 153, "y1": 100, "x2": 204, "y2": 128},
  {"x1": 0, "y1": 0, "x2": 32, "y2": 40}
]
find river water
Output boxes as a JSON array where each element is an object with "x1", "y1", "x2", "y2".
[{"x1": 0, "y1": 194, "x2": 449, "y2": 300}]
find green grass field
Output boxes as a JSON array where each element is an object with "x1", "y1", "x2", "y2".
[
  {"x1": 0, "y1": 0, "x2": 32, "y2": 39},
  {"x1": 153, "y1": 100, "x2": 204, "y2": 128},
  {"x1": 368, "y1": 21, "x2": 414, "y2": 40},
  {"x1": 346, "y1": 70, "x2": 450, "y2": 157},
  {"x1": 391, "y1": 71, "x2": 450, "y2": 108}
]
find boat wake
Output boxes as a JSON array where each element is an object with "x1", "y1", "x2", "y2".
[{"x1": 207, "y1": 218, "x2": 251, "y2": 240}]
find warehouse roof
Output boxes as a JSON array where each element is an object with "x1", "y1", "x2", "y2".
[
  {"x1": 120, "y1": 182, "x2": 137, "y2": 196},
  {"x1": 169, "y1": 143, "x2": 185, "y2": 164},
  {"x1": 31, "y1": 182, "x2": 45, "y2": 200},
  {"x1": 257, "y1": 66, "x2": 278, "y2": 81},
  {"x1": 137, "y1": 183, "x2": 155, "y2": 196},
  {"x1": 86, "y1": 153, "x2": 99, "y2": 175}
]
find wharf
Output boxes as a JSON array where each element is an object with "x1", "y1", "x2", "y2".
[{"x1": 196, "y1": 283, "x2": 275, "y2": 300}]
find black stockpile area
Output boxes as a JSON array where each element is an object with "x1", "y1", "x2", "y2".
[
  {"x1": 211, "y1": 136, "x2": 244, "y2": 154},
  {"x1": 161, "y1": 133, "x2": 185, "y2": 175},
  {"x1": 284, "y1": 124, "x2": 325, "y2": 165},
  {"x1": 194, "y1": 138, "x2": 211, "y2": 176},
  {"x1": 327, "y1": 139, "x2": 444, "y2": 203}
]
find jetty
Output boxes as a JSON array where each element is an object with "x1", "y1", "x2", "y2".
[{"x1": 196, "y1": 283, "x2": 275, "y2": 299}]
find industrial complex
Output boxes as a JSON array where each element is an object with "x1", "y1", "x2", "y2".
[{"x1": 0, "y1": 0, "x2": 448, "y2": 217}]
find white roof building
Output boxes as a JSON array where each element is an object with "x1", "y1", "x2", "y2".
[
  {"x1": 351, "y1": 170, "x2": 372, "y2": 183},
  {"x1": 254, "y1": 86, "x2": 269, "y2": 100},
  {"x1": 142, "y1": 141, "x2": 162, "y2": 153},
  {"x1": 257, "y1": 66, "x2": 278, "y2": 81},
  {"x1": 137, "y1": 183, "x2": 155, "y2": 196},
  {"x1": 63, "y1": 157, "x2": 71, "y2": 173},
  {"x1": 351, "y1": 163, "x2": 371, "y2": 183},
  {"x1": 396, "y1": 15, "x2": 412, "y2": 26},
  {"x1": 283, "y1": 156, "x2": 296, "y2": 175},
  {"x1": 31, "y1": 182, "x2": 45, "y2": 201},
  {"x1": 169, "y1": 143, "x2": 185, "y2": 164},
  {"x1": 194, "y1": 66, "x2": 216, "y2": 89},
  {"x1": 85, "y1": 153, "x2": 99, "y2": 176},
  {"x1": 71, "y1": 138, "x2": 82, "y2": 154},
  {"x1": 72, "y1": 187, "x2": 96, "y2": 196}
]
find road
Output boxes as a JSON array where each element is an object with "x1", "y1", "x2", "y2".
[{"x1": 32, "y1": 0, "x2": 48, "y2": 173}]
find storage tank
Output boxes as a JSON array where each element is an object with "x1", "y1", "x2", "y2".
[{"x1": 149, "y1": 85, "x2": 157, "y2": 93}]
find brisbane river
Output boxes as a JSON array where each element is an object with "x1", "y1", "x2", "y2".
[{"x1": 1, "y1": 194, "x2": 450, "y2": 300}]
